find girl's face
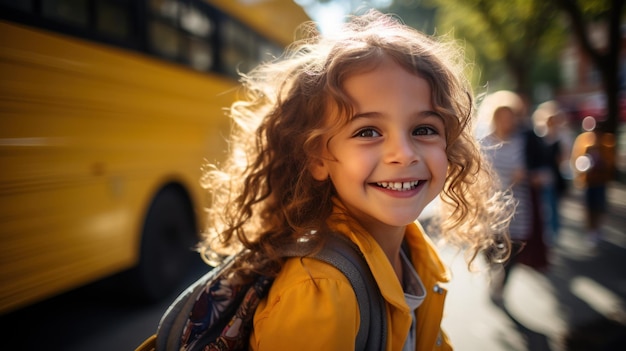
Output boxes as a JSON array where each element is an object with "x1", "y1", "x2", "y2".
[{"x1": 311, "y1": 57, "x2": 448, "y2": 238}]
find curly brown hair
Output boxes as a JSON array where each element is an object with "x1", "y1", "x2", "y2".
[{"x1": 199, "y1": 9, "x2": 513, "y2": 278}]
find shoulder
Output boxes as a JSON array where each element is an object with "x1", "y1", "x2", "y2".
[
  {"x1": 257, "y1": 256, "x2": 359, "y2": 314},
  {"x1": 276, "y1": 256, "x2": 353, "y2": 288},
  {"x1": 480, "y1": 133, "x2": 498, "y2": 146},
  {"x1": 251, "y1": 257, "x2": 359, "y2": 349}
]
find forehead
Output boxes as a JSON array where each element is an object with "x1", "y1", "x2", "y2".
[
  {"x1": 494, "y1": 106, "x2": 515, "y2": 118},
  {"x1": 339, "y1": 61, "x2": 432, "y2": 122}
]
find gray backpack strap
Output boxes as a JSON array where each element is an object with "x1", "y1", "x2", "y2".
[{"x1": 313, "y1": 234, "x2": 387, "y2": 351}]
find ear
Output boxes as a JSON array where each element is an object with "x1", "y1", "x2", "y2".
[{"x1": 309, "y1": 157, "x2": 329, "y2": 181}]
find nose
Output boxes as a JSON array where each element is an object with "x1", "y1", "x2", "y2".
[{"x1": 384, "y1": 133, "x2": 419, "y2": 166}]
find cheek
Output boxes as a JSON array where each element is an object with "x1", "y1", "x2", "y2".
[{"x1": 431, "y1": 148, "x2": 449, "y2": 178}]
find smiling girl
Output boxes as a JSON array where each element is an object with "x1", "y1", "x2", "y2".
[{"x1": 199, "y1": 9, "x2": 512, "y2": 351}]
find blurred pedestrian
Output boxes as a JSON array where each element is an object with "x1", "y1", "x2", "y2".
[
  {"x1": 480, "y1": 91, "x2": 534, "y2": 306},
  {"x1": 517, "y1": 105, "x2": 551, "y2": 271},
  {"x1": 532, "y1": 101, "x2": 574, "y2": 246},
  {"x1": 479, "y1": 90, "x2": 554, "y2": 307},
  {"x1": 570, "y1": 116, "x2": 616, "y2": 247}
]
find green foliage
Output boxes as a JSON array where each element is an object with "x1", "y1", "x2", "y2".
[
  {"x1": 381, "y1": 0, "x2": 438, "y2": 34},
  {"x1": 362, "y1": 0, "x2": 566, "y2": 99},
  {"x1": 578, "y1": 0, "x2": 614, "y2": 20},
  {"x1": 300, "y1": 0, "x2": 610, "y2": 102}
]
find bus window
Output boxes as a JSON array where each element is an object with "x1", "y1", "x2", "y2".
[
  {"x1": 149, "y1": 19, "x2": 181, "y2": 59},
  {"x1": 148, "y1": 0, "x2": 181, "y2": 59},
  {"x1": 95, "y1": 0, "x2": 131, "y2": 40},
  {"x1": 148, "y1": 0, "x2": 216, "y2": 72},
  {"x1": 180, "y1": 3, "x2": 215, "y2": 72},
  {"x1": 0, "y1": 0, "x2": 33, "y2": 11},
  {"x1": 220, "y1": 17, "x2": 256, "y2": 77},
  {"x1": 188, "y1": 36, "x2": 214, "y2": 72},
  {"x1": 180, "y1": 3, "x2": 212, "y2": 38},
  {"x1": 41, "y1": 0, "x2": 89, "y2": 28},
  {"x1": 149, "y1": 0, "x2": 179, "y2": 24}
]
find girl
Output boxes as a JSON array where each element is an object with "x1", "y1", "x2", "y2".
[{"x1": 200, "y1": 9, "x2": 512, "y2": 351}]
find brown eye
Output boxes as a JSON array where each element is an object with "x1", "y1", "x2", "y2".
[
  {"x1": 413, "y1": 126, "x2": 437, "y2": 136},
  {"x1": 353, "y1": 128, "x2": 381, "y2": 138}
]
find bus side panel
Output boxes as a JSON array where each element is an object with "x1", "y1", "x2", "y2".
[{"x1": 0, "y1": 21, "x2": 234, "y2": 314}]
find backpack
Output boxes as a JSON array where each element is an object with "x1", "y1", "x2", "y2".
[{"x1": 135, "y1": 234, "x2": 387, "y2": 351}]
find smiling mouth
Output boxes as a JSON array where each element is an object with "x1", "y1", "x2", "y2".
[{"x1": 375, "y1": 180, "x2": 424, "y2": 191}]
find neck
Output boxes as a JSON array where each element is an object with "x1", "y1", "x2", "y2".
[
  {"x1": 368, "y1": 225, "x2": 405, "y2": 282},
  {"x1": 494, "y1": 129, "x2": 511, "y2": 140}
]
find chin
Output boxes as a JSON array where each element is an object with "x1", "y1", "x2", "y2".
[{"x1": 381, "y1": 216, "x2": 422, "y2": 228}]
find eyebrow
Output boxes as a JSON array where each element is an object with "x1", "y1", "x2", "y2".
[{"x1": 351, "y1": 110, "x2": 442, "y2": 120}]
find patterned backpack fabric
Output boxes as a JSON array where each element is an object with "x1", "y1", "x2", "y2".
[
  {"x1": 135, "y1": 234, "x2": 387, "y2": 351},
  {"x1": 177, "y1": 256, "x2": 271, "y2": 351}
]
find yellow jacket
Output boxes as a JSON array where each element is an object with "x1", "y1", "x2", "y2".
[{"x1": 250, "y1": 204, "x2": 453, "y2": 351}]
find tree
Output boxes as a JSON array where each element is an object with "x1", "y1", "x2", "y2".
[
  {"x1": 554, "y1": 0, "x2": 624, "y2": 135},
  {"x1": 297, "y1": 0, "x2": 566, "y2": 99},
  {"x1": 424, "y1": 0, "x2": 565, "y2": 101},
  {"x1": 379, "y1": 0, "x2": 437, "y2": 35}
]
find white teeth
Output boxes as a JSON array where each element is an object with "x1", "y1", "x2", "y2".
[{"x1": 376, "y1": 181, "x2": 421, "y2": 191}]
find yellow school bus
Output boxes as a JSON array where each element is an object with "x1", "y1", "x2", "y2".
[{"x1": 0, "y1": 0, "x2": 310, "y2": 314}]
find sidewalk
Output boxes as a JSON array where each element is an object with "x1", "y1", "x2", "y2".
[{"x1": 439, "y1": 181, "x2": 626, "y2": 351}]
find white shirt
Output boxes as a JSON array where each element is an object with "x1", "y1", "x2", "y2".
[{"x1": 401, "y1": 249, "x2": 426, "y2": 351}]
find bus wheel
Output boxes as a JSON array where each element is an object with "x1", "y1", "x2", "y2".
[{"x1": 132, "y1": 187, "x2": 198, "y2": 302}]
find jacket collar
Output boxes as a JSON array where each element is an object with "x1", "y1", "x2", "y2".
[{"x1": 326, "y1": 198, "x2": 450, "y2": 310}]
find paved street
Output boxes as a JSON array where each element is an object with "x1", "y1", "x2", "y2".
[{"x1": 439, "y1": 181, "x2": 626, "y2": 351}]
